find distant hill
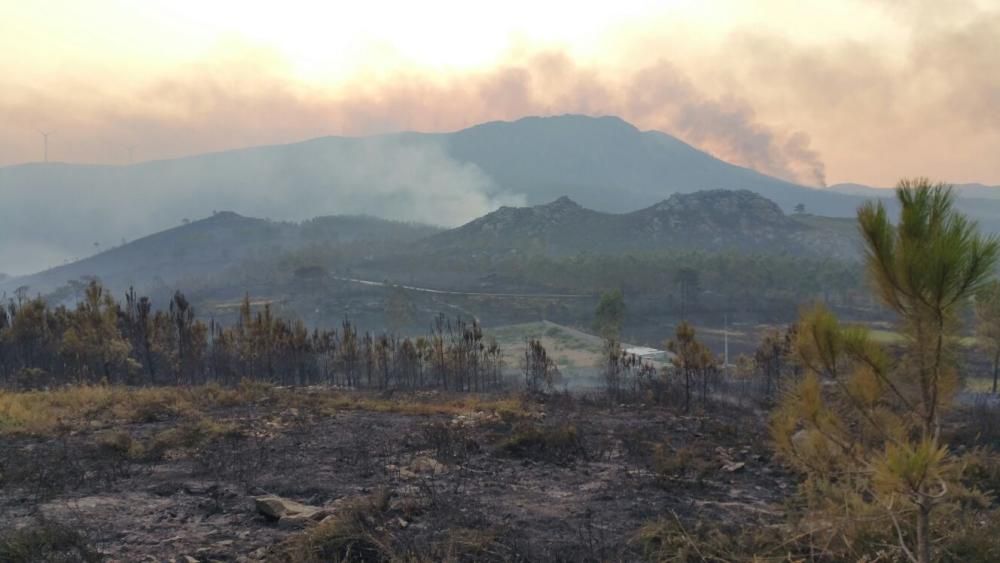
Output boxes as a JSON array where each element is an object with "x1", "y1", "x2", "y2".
[
  {"x1": 830, "y1": 182, "x2": 1000, "y2": 199},
  {"x1": 426, "y1": 190, "x2": 860, "y2": 260},
  {"x1": 4, "y1": 114, "x2": 999, "y2": 274},
  {"x1": 1, "y1": 190, "x2": 861, "y2": 302},
  {"x1": 444, "y1": 117, "x2": 1000, "y2": 225},
  {"x1": 442, "y1": 116, "x2": 871, "y2": 215},
  {"x1": 0, "y1": 213, "x2": 440, "y2": 298}
]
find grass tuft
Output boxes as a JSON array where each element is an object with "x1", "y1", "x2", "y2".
[{"x1": 278, "y1": 490, "x2": 393, "y2": 563}]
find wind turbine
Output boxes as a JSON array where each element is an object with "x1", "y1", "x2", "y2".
[{"x1": 38, "y1": 130, "x2": 54, "y2": 163}]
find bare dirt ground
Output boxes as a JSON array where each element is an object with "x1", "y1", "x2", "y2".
[{"x1": 0, "y1": 391, "x2": 794, "y2": 562}]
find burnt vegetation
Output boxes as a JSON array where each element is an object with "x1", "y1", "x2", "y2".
[
  {"x1": 0, "y1": 285, "x2": 503, "y2": 392},
  {"x1": 1, "y1": 181, "x2": 1000, "y2": 562}
]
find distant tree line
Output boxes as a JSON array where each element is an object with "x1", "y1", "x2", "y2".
[
  {"x1": 421, "y1": 251, "x2": 868, "y2": 316},
  {"x1": 0, "y1": 282, "x2": 503, "y2": 391},
  {"x1": 209, "y1": 241, "x2": 868, "y2": 318}
]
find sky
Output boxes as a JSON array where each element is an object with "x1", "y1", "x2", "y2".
[{"x1": 1, "y1": 0, "x2": 999, "y2": 187}]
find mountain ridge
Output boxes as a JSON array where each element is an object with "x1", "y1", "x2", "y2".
[
  {"x1": 425, "y1": 189, "x2": 859, "y2": 260},
  {"x1": 2, "y1": 190, "x2": 860, "y2": 299},
  {"x1": 0, "y1": 213, "x2": 441, "y2": 298},
  {"x1": 3, "y1": 114, "x2": 998, "y2": 275}
]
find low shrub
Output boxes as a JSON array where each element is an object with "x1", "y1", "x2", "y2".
[
  {"x1": 89, "y1": 430, "x2": 143, "y2": 484},
  {"x1": 421, "y1": 421, "x2": 479, "y2": 463},
  {"x1": 652, "y1": 444, "x2": 715, "y2": 483},
  {"x1": 0, "y1": 518, "x2": 102, "y2": 563},
  {"x1": 498, "y1": 422, "x2": 586, "y2": 463},
  {"x1": 147, "y1": 417, "x2": 233, "y2": 459},
  {"x1": 633, "y1": 515, "x2": 784, "y2": 563},
  {"x1": 278, "y1": 490, "x2": 393, "y2": 563}
]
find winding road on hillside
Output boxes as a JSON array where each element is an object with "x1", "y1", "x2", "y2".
[{"x1": 329, "y1": 275, "x2": 590, "y2": 299}]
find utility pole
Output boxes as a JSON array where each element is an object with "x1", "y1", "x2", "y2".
[
  {"x1": 38, "y1": 130, "x2": 54, "y2": 163},
  {"x1": 723, "y1": 313, "x2": 729, "y2": 376},
  {"x1": 125, "y1": 145, "x2": 135, "y2": 164}
]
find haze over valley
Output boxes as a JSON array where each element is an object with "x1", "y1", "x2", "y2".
[
  {"x1": 3, "y1": 2, "x2": 1000, "y2": 562},
  {"x1": 4, "y1": 114, "x2": 1000, "y2": 277}
]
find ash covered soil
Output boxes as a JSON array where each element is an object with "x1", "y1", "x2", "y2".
[{"x1": 0, "y1": 391, "x2": 795, "y2": 562}]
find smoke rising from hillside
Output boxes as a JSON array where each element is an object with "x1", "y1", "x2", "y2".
[
  {"x1": 3, "y1": 48, "x2": 832, "y2": 185},
  {"x1": 0, "y1": 138, "x2": 522, "y2": 275},
  {"x1": 3, "y1": 0, "x2": 1000, "y2": 276}
]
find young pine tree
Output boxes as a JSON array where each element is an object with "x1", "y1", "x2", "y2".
[
  {"x1": 666, "y1": 321, "x2": 715, "y2": 412},
  {"x1": 594, "y1": 289, "x2": 626, "y2": 340},
  {"x1": 61, "y1": 281, "x2": 134, "y2": 383},
  {"x1": 772, "y1": 179, "x2": 1000, "y2": 563}
]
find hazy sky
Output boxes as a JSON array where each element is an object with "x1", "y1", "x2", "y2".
[{"x1": 2, "y1": 0, "x2": 998, "y2": 186}]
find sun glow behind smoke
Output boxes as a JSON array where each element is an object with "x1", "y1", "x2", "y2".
[
  {"x1": 2, "y1": 1, "x2": 1000, "y2": 186},
  {"x1": 4, "y1": 1, "x2": 892, "y2": 81}
]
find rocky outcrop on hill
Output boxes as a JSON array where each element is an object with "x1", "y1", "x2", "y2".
[{"x1": 427, "y1": 190, "x2": 859, "y2": 259}]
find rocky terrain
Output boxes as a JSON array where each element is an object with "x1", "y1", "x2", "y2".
[{"x1": 427, "y1": 190, "x2": 860, "y2": 259}]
